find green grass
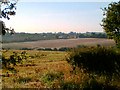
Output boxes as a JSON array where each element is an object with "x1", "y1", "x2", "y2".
[{"x1": 41, "y1": 71, "x2": 64, "y2": 87}]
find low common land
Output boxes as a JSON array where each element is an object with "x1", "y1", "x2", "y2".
[
  {"x1": 2, "y1": 50, "x2": 70, "y2": 88},
  {"x1": 1, "y1": 49, "x2": 120, "y2": 88},
  {"x1": 1, "y1": 38, "x2": 120, "y2": 88},
  {"x1": 2, "y1": 38, "x2": 115, "y2": 49}
]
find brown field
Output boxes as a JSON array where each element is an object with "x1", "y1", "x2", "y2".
[{"x1": 2, "y1": 38, "x2": 115, "y2": 49}]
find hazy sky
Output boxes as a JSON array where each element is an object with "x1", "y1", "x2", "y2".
[{"x1": 2, "y1": 0, "x2": 119, "y2": 33}]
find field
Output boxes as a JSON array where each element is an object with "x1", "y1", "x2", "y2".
[
  {"x1": 2, "y1": 50, "x2": 72, "y2": 88},
  {"x1": 1, "y1": 38, "x2": 120, "y2": 88},
  {"x1": 2, "y1": 38, "x2": 115, "y2": 49},
  {"x1": 1, "y1": 49, "x2": 120, "y2": 88}
]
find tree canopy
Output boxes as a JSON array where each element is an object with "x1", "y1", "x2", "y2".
[
  {"x1": 0, "y1": 0, "x2": 18, "y2": 35},
  {"x1": 101, "y1": 1, "x2": 120, "y2": 45}
]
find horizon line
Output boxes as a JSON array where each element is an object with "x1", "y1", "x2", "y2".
[
  {"x1": 19, "y1": 0, "x2": 119, "y2": 3},
  {"x1": 14, "y1": 31, "x2": 105, "y2": 34}
]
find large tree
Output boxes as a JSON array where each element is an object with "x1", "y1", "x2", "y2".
[
  {"x1": 0, "y1": 0, "x2": 18, "y2": 35},
  {"x1": 101, "y1": 1, "x2": 120, "y2": 45}
]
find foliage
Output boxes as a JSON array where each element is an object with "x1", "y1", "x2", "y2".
[
  {"x1": 0, "y1": 0, "x2": 18, "y2": 35},
  {"x1": 17, "y1": 77, "x2": 32, "y2": 84},
  {"x1": 20, "y1": 48, "x2": 33, "y2": 50},
  {"x1": 0, "y1": 0, "x2": 17, "y2": 19},
  {"x1": 41, "y1": 71, "x2": 64, "y2": 87},
  {"x1": 101, "y1": 1, "x2": 120, "y2": 46},
  {"x1": 60, "y1": 81, "x2": 80, "y2": 89},
  {"x1": 60, "y1": 74, "x2": 120, "y2": 89},
  {"x1": 58, "y1": 47, "x2": 71, "y2": 51},
  {"x1": 2, "y1": 50, "x2": 120, "y2": 88},
  {"x1": 2, "y1": 32, "x2": 107, "y2": 43},
  {"x1": 80, "y1": 77, "x2": 120, "y2": 89},
  {"x1": 2, "y1": 51, "x2": 28, "y2": 69},
  {"x1": 67, "y1": 46, "x2": 120, "y2": 76}
]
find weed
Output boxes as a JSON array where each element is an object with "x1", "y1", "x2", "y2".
[
  {"x1": 41, "y1": 71, "x2": 64, "y2": 87},
  {"x1": 17, "y1": 77, "x2": 32, "y2": 84},
  {"x1": 60, "y1": 81, "x2": 81, "y2": 89}
]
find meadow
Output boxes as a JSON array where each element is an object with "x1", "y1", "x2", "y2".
[
  {"x1": 2, "y1": 50, "x2": 72, "y2": 88},
  {"x1": 1, "y1": 38, "x2": 120, "y2": 89},
  {"x1": 2, "y1": 38, "x2": 115, "y2": 49},
  {"x1": 1, "y1": 49, "x2": 120, "y2": 89}
]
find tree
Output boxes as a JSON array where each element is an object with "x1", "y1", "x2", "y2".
[
  {"x1": 0, "y1": 0, "x2": 18, "y2": 35},
  {"x1": 101, "y1": 1, "x2": 120, "y2": 45}
]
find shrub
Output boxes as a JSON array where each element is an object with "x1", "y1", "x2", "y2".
[
  {"x1": 77, "y1": 45, "x2": 87, "y2": 48},
  {"x1": 67, "y1": 47, "x2": 120, "y2": 76},
  {"x1": 58, "y1": 47, "x2": 70, "y2": 51},
  {"x1": 53, "y1": 48, "x2": 58, "y2": 51},
  {"x1": 41, "y1": 71, "x2": 64, "y2": 87},
  {"x1": 17, "y1": 77, "x2": 32, "y2": 83},
  {"x1": 44, "y1": 48, "x2": 53, "y2": 51},
  {"x1": 60, "y1": 73, "x2": 120, "y2": 89},
  {"x1": 80, "y1": 77, "x2": 119, "y2": 90},
  {"x1": 2, "y1": 51, "x2": 29, "y2": 69},
  {"x1": 60, "y1": 81, "x2": 80, "y2": 89},
  {"x1": 80, "y1": 78, "x2": 103, "y2": 89},
  {"x1": 37, "y1": 48, "x2": 45, "y2": 51},
  {"x1": 20, "y1": 48, "x2": 33, "y2": 50},
  {"x1": 117, "y1": 43, "x2": 120, "y2": 48}
]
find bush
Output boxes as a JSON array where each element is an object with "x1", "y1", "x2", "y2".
[
  {"x1": 20, "y1": 48, "x2": 33, "y2": 50},
  {"x1": 116, "y1": 43, "x2": 120, "y2": 48},
  {"x1": 58, "y1": 47, "x2": 70, "y2": 51},
  {"x1": 17, "y1": 77, "x2": 32, "y2": 83},
  {"x1": 2, "y1": 51, "x2": 28, "y2": 69},
  {"x1": 67, "y1": 47, "x2": 120, "y2": 76},
  {"x1": 60, "y1": 81, "x2": 80, "y2": 89},
  {"x1": 80, "y1": 77, "x2": 119, "y2": 90},
  {"x1": 41, "y1": 71, "x2": 64, "y2": 87}
]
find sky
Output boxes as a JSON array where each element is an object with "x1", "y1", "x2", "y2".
[{"x1": 2, "y1": 0, "x2": 119, "y2": 33}]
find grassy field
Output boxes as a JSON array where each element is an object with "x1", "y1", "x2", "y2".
[
  {"x1": 2, "y1": 50, "x2": 71, "y2": 88},
  {"x1": 2, "y1": 38, "x2": 115, "y2": 49},
  {"x1": 1, "y1": 38, "x2": 119, "y2": 88},
  {"x1": 1, "y1": 49, "x2": 120, "y2": 88}
]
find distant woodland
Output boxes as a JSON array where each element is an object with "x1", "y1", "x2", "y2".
[{"x1": 2, "y1": 32, "x2": 107, "y2": 43}]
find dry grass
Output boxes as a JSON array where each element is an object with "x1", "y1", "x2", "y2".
[
  {"x1": 2, "y1": 50, "x2": 120, "y2": 88},
  {"x1": 2, "y1": 50, "x2": 74, "y2": 88},
  {"x1": 2, "y1": 38, "x2": 115, "y2": 49}
]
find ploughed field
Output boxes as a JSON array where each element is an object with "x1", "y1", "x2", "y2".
[{"x1": 2, "y1": 38, "x2": 115, "y2": 49}]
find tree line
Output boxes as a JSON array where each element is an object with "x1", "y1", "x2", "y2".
[
  {"x1": 2, "y1": 32, "x2": 107, "y2": 43},
  {"x1": 0, "y1": 0, "x2": 120, "y2": 46}
]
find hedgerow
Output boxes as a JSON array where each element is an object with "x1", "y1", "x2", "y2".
[{"x1": 67, "y1": 46, "x2": 120, "y2": 76}]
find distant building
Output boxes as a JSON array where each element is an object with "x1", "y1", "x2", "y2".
[
  {"x1": 68, "y1": 32, "x2": 77, "y2": 39},
  {"x1": 58, "y1": 36, "x2": 63, "y2": 39},
  {"x1": 57, "y1": 34, "x2": 69, "y2": 39},
  {"x1": 68, "y1": 35, "x2": 77, "y2": 39}
]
